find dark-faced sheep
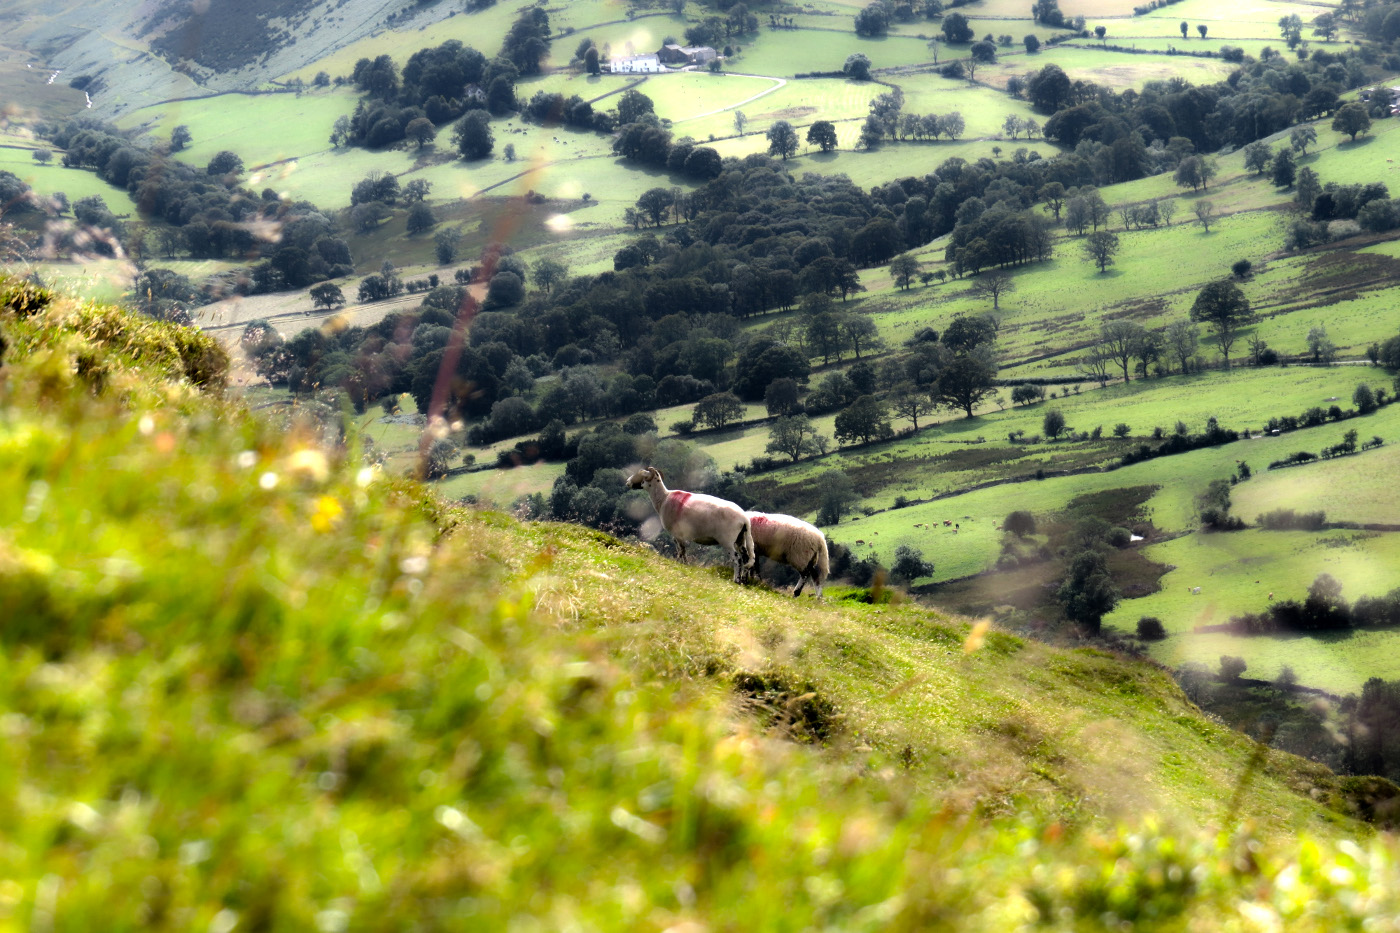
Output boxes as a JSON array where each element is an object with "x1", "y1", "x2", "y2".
[
  {"x1": 743, "y1": 511, "x2": 829, "y2": 597},
  {"x1": 626, "y1": 467, "x2": 754, "y2": 583}
]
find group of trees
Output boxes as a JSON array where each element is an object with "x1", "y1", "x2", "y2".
[
  {"x1": 684, "y1": 2, "x2": 760, "y2": 45},
  {"x1": 611, "y1": 90, "x2": 727, "y2": 181},
  {"x1": 337, "y1": 9, "x2": 556, "y2": 152},
  {"x1": 852, "y1": 1, "x2": 944, "y2": 37},
  {"x1": 47, "y1": 118, "x2": 353, "y2": 294},
  {"x1": 1076, "y1": 279, "x2": 1253, "y2": 382},
  {"x1": 1227, "y1": 575, "x2": 1400, "y2": 636},
  {"x1": 854, "y1": 91, "x2": 968, "y2": 153},
  {"x1": 1026, "y1": 36, "x2": 1385, "y2": 163}
]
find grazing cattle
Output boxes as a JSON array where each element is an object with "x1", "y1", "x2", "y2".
[
  {"x1": 744, "y1": 511, "x2": 830, "y2": 597},
  {"x1": 626, "y1": 467, "x2": 754, "y2": 583}
]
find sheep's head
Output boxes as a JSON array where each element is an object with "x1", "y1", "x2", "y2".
[{"x1": 625, "y1": 466, "x2": 663, "y2": 489}]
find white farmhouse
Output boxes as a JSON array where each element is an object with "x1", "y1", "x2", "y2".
[{"x1": 609, "y1": 54, "x2": 664, "y2": 74}]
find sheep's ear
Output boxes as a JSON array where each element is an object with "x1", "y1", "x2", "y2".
[{"x1": 651, "y1": 467, "x2": 664, "y2": 482}]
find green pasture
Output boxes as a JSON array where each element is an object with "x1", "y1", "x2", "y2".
[
  {"x1": 985, "y1": 45, "x2": 1238, "y2": 90},
  {"x1": 1299, "y1": 119, "x2": 1400, "y2": 187},
  {"x1": 511, "y1": 225, "x2": 637, "y2": 276},
  {"x1": 1103, "y1": 105, "x2": 1393, "y2": 209},
  {"x1": 236, "y1": 111, "x2": 631, "y2": 212},
  {"x1": 818, "y1": 380, "x2": 1400, "y2": 575},
  {"x1": 743, "y1": 361, "x2": 1377, "y2": 521},
  {"x1": 118, "y1": 88, "x2": 359, "y2": 173},
  {"x1": 989, "y1": 0, "x2": 1140, "y2": 14},
  {"x1": 438, "y1": 460, "x2": 566, "y2": 502},
  {"x1": 888, "y1": 75, "x2": 1048, "y2": 140},
  {"x1": 871, "y1": 209, "x2": 1286, "y2": 374},
  {"x1": 0, "y1": 150, "x2": 139, "y2": 216},
  {"x1": 1182, "y1": 625, "x2": 1400, "y2": 696},
  {"x1": 1253, "y1": 291, "x2": 1400, "y2": 362},
  {"x1": 146, "y1": 259, "x2": 242, "y2": 282},
  {"x1": 1090, "y1": 16, "x2": 1319, "y2": 42},
  {"x1": 678, "y1": 77, "x2": 878, "y2": 142},
  {"x1": 1104, "y1": 529, "x2": 1400, "y2": 695},
  {"x1": 729, "y1": 28, "x2": 937, "y2": 77},
  {"x1": 1060, "y1": 36, "x2": 1300, "y2": 59},
  {"x1": 705, "y1": 135, "x2": 1053, "y2": 187},
  {"x1": 1138, "y1": 0, "x2": 1346, "y2": 37},
  {"x1": 1234, "y1": 441, "x2": 1400, "y2": 527},
  {"x1": 645, "y1": 72, "x2": 779, "y2": 124},
  {"x1": 29, "y1": 259, "x2": 132, "y2": 303}
]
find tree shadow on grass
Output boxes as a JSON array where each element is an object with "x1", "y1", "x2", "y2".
[{"x1": 1336, "y1": 135, "x2": 1377, "y2": 150}]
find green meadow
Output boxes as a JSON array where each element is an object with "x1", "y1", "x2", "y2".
[
  {"x1": 730, "y1": 29, "x2": 938, "y2": 77},
  {"x1": 1234, "y1": 442, "x2": 1400, "y2": 527},
  {"x1": 677, "y1": 77, "x2": 878, "y2": 142},
  {"x1": 645, "y1": 72, "x2": 780, "y2": 124},
  {"x1": 1105, "y1": 529, "x2": 1400, "y2": 694},
  {"x1": 819, "y1": 387, "x2": 1400, "y2": 568},
  {"x1": 119, "y1": 88, "x2": 359, "y2": 171},
  {"x1": 0, "y1": 150, "x2": 139, "y2": 216},
  {"x1": 985, "y1": 45, "x2": 1239, "y2": 90}
]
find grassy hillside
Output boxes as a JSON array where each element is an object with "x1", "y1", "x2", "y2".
[{"x1": 9, "y1": 280, "x2": 1400, "y2": 928}]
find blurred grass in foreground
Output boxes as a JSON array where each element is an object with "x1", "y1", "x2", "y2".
[{"x1": 2, "y1": 273, "x2": 1400, "y2": 930}]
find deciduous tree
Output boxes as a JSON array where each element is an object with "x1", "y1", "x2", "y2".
[
  {"x1": 806, "y1": 120, "x2": 839, "y2": 152},
  {"x1": 1332, "y1": 102, "x2": 1371, "y2": 142},
  {"x1": 766, "y1": 415, "x2": 824, "y2": 461},
  {"x1": 1083, "y1": 230, "x2": 1119, "y2": 272},
  {"x1": 1193, "y1": 199, "x2": 1217, "y2": 232},
  {"x1": 934, "y1": 352, "x2": 998, "y2": 418},
  {"x1": 834, "y1": 395, "x2": 894, "y2": 445},
  {"x1": 889, "y1": 253, "x2": 921, "y2": 290},
  {"x1": 1190, "y1": 279, "x2": 1255, "y2": 367},
  {"x1": 454, "y1": 110, "x2": 494, "y2": 160},
  {"x1": 890, "y1": 381, "x2": 936, "y2": 429},
  {"x1": 766, "y1": 120, "x2": 799, "y2": 160}
]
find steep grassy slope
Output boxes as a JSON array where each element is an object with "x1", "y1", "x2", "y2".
[{"x1": 5, "y1": 278, "x2": 1400, "y2": 929}]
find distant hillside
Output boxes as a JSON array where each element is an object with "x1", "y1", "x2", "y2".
[
  {"x1": 143, "y1": 0, "x2": 314, "y2": 73},
  {"x1": 4, "y1": 273, "x2": 1400, "y2": 928},
  {"x1": 0, "y1": 0, "x2": 462, "y2": 116}
]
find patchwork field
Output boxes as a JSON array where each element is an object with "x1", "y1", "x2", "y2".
[
  {"x1": 0, "y1": 149, "x2": 140, "y2": 216},
  {"x1": 1104, "y1": 529, "x2": 1400, "y2": 694},
  {"x1": 119, "y1": 87, "x2": 360, "y2": 171}
]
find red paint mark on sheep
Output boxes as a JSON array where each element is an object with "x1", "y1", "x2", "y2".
[{"x1": 750, "y1": 515, "x2": 772, "y2": 528}]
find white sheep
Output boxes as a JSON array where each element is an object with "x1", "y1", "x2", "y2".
[
  {"x1": 626, "y1": 467, "x2": 754, "y2": 583},
  {"x1": 744, "y1": 511, "x2": 829, "y2": 598}
]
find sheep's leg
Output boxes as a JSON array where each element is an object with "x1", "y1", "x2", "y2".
[
  {"x1": 794, "y1": 553, "x2": 818, "y2": 597},
  {"x1": 676, "y1": 541, "x2": 687, "y2": 563},
  {"x1": 732, "y1": 526, "x2": 751, "y2": 584}
]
